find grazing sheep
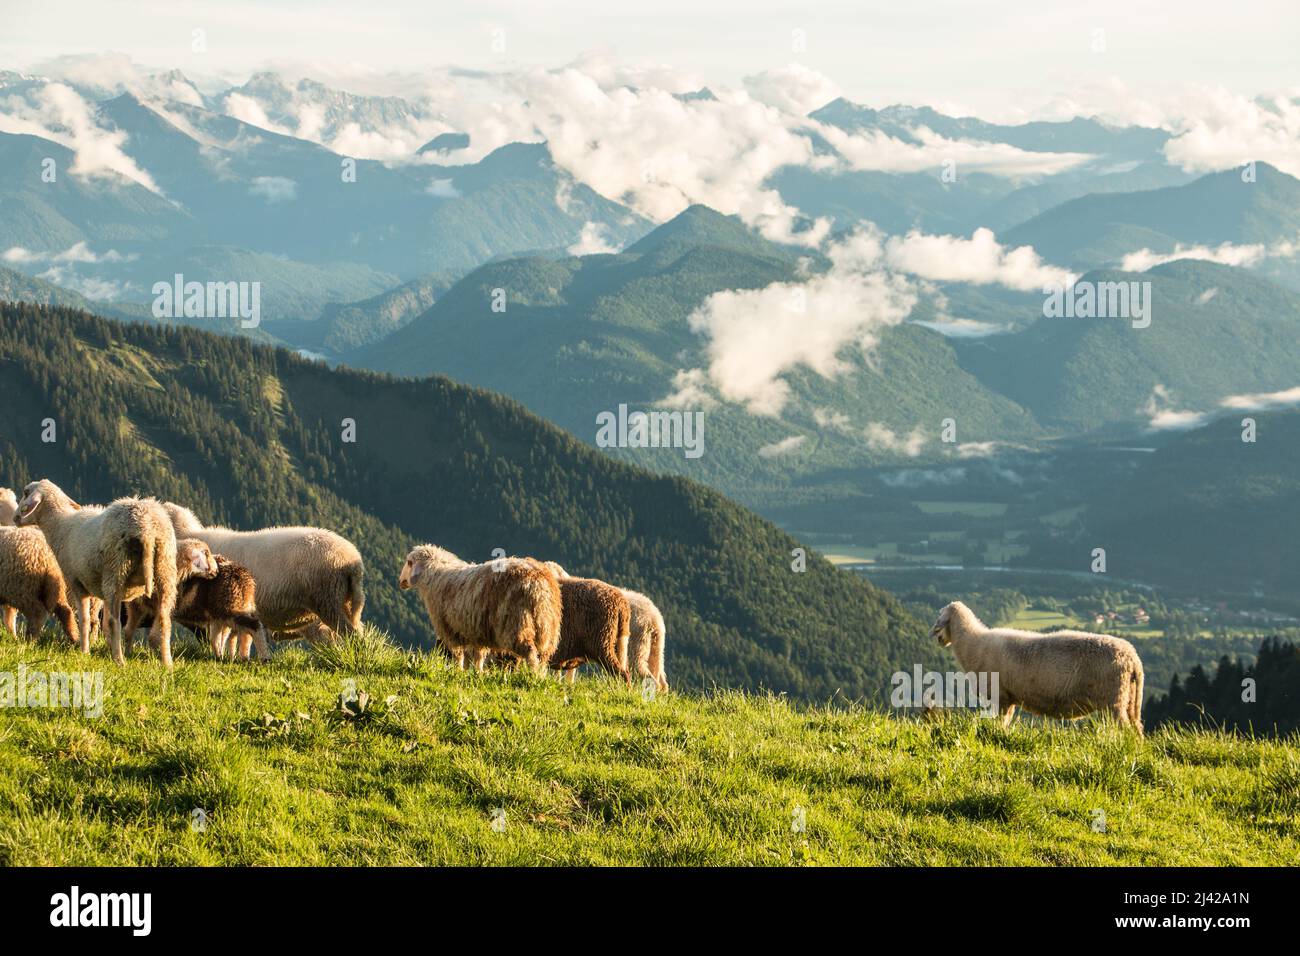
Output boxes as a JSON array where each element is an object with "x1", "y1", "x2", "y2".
[
  {"x1": 540, "y1": 563, "x2": 632, "y2": 686},
  {"x1": 163, "y1": 504, "x2": 364, "y2": 646},
  {"x1": 124, "y1": 545, "x2": 265, "y2": 661},
  {"x1": 398, "y1": 545, "x2": 561, "y2": 672},
  {"x1": 0, "y1": 526, "x2": 78, "y2": 642},
  {"x1": 623, "y1": 588, "x2": 669, "y2": 692},
  {"x1": 931, "y1": 600, "x2": 1145, "y2": 734},
  {"x1": 16, "y1": 480, "x2": 178, "y2": 666},
  {"x1": 545, "y1": 563, "x2": 652, "y2": 688}
]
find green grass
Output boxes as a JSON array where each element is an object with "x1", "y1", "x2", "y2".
[{"x1": 0, "y1": 627, "x2": 1295, "y2": 865}]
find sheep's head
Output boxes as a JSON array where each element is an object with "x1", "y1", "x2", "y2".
[
  {"x1": 177, "y1": 538, "x2": 218, "y2": 580},
  {"x1": 15, "y1": 479, "x2": 68, "y2": 527},
  {"x1": 400, "y1": 545, "x2": 460, "y2": 589},
  {"x1": 0, "y1": 487, "x2": 17, "y2": 526},
  {"x1": 931, "y1": 601, "x2": 968, "y2": 647}
]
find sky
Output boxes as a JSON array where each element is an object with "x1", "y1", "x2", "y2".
[{"x1": 4, "y1": 0, "x2": 1298, "y2": 118}]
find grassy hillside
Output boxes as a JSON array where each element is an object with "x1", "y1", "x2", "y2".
[
  {"x1": 1, "y1": 632, "x2": 1294, "y2": 865},
  {"x1": 0, "y1": 300, "x2": 940, "y2": 701}
]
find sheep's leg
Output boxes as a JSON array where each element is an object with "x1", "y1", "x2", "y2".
[
  {"x1": 565, "y1": 667, "x2": 577, "y2": 685},
  {"x1": 148, "y1": 605, "x2": 174, "y2": 670},
  {"x1": 121, "y1": 602, "x2": 145, "y2": 657},
  {"x1": 105, "y1": 598, "x2": 126, "y2": 665},
  {"x1": 472, "y1": 647, "x2": 489, "y2": 672},
  {"x1": 76, "y1": 594, "x2": 94, "y2": 654},
  {"x1": 211, "y1": 625, "x2": 231, "y2": 659},
  {"x1": 1, "y1": 605, "x2": 16, "y2": 635},
  {"x1": 1000, "y1": 703, "x2": 1018, "y2": 728}
]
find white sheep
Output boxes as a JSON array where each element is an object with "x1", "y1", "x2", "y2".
[
  {"x1": 16, "y1": 480, "x2": 179, "y2": 666},
  {"x1": 399, "y1": 545, "x2": 561, "y2": 672},
  {"x1": 931, "y1": 601, "x2": 1145, "y2": 734},
  {"x1": 623, "y1": 588, "x2": 668, "y2": 692},
  {"x1": 163, "y1": 503, "x2": 364, "y2": 646}
]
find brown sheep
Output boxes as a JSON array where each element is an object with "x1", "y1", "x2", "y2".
[
  {"x1": 932, "y1": 601, "x2": 1145, "y2": 734},
  {"x1": 124, "y1": 545, "x2": 265, "y2": 661},
  {"x1": 0, "y1": 526, "x2": 78, "y2": 642},
  {"x1": 398, "y1": 545, "x2": 561, "y2": 673},
  {"x1": 540, "y1": 563, "x2": 632, "y2": 686}
]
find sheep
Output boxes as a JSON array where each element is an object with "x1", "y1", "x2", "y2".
[
  {"x1": 163, "y1": 503, "x2": 364, "y2": 647},
  {"x1": 123, "y1": 544, "x2": 265, "y2": 661},
  {"x1": 543, "y1": 563, "x2": 651, "y2": 688},
  {"x1": 539, "y1": 562, "x2": 632, "y2": 686},
  {"x1": 0, "y1": 526, "x2": 78, "y2": 642},
  {"x1": 15, "y1": 480, "x2": 178, "y2": 666},
  {"x1": 0, "y1": 487, "x2": 17, "y2": 527},
  {"x1": 623, "y1": 588, "x2": 669, "y2": 692},
  {"x1": 0, "y1": 487, "x2": 19, "y2": 633},
  {"x1": 398, "y1": 545, "x2": 561, "y2": 673},
  {"x1": 931, "y1": 600, "x2": 1145, "y2": 734}
]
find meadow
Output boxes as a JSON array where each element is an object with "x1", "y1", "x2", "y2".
[{"x1": 1, "y1": 628, "x2": 1295, "y2": 866}]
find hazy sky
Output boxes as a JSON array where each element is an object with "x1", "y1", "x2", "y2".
[{"x1": 4, "y1": 0, "x2": 1298, "y2": 115}]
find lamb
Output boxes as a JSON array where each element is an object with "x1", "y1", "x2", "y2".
[
  {"x1": 539, "y1": 563, "x2": 632, "y2": 686},
  {"x1": 15, "y1": 480, "x2": 178, "y2": 666},
  {"x1": 398, "y1": 545, "x2": 561, "y2": 672},
  {"x1": 0, "y1": 525, "x2": 78, "y2": 642},
  {"x1": 123, "y1": 543, "x2": 265, "y2": 661},
  {"x1": 931, "y1": 600, "x2": 1145, "y2": 734},
  {"x1": 544, "y1": 563, "x2": 651, "y2": 688},
  {"x1": 163, "y1": 503, "x2": 364, "y2": 646}
]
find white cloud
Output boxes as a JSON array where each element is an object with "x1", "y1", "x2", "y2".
[
  {"x1": 673, "y1": 264, "x2": 916, "y2": 416},
  {"x1": 1163, "y1": 89, "x2": 1300, "y2": 179},
  {"x1": 1120, "y1": 236, "x2": 1299, "y2": 272},
  {"x1": 425, "y1": 178, "x2": 461, "y2": 198},
  {"x1": 0, "y1": 82, "x2": 163, "y2": 192},
  {"x1": 1219, "y1": 386, "x2": 1300, "y2": 411},
  {"x1": 757, "y1": 435, "x2": 808, "y2": 458},
  {"x1": 567, "y1": 221, "x2": 619, "y2": 255},
  {"x1": 883, "y1": 227, "x2": 1077, "y2": 291},
  {"x1": 1143, "y1": 384, "x2": 1206, "y2": 430},
  {"x1": 248, "y1": 175, "x2": 298, "y2": 202},
  {"x1": 815, "y1": 122, "x2": 1094, "y2": 177},
  {"x1": 864, "y1": 422, "x2": 927, "y2": 457},
  {"x1": 743, "y1": 64, "x2": 840, "y2": 117},
  {"x1": 812, "y1": 407, "x2": 852, "y2": 431}
]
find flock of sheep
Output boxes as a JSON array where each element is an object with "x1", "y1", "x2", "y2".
[
  {"x1": 0, "y1": 479, "x2": 1146, "y2": 732},
  {"x1": 0, "y1": 480, "x2": 668, "y2": 690}
]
